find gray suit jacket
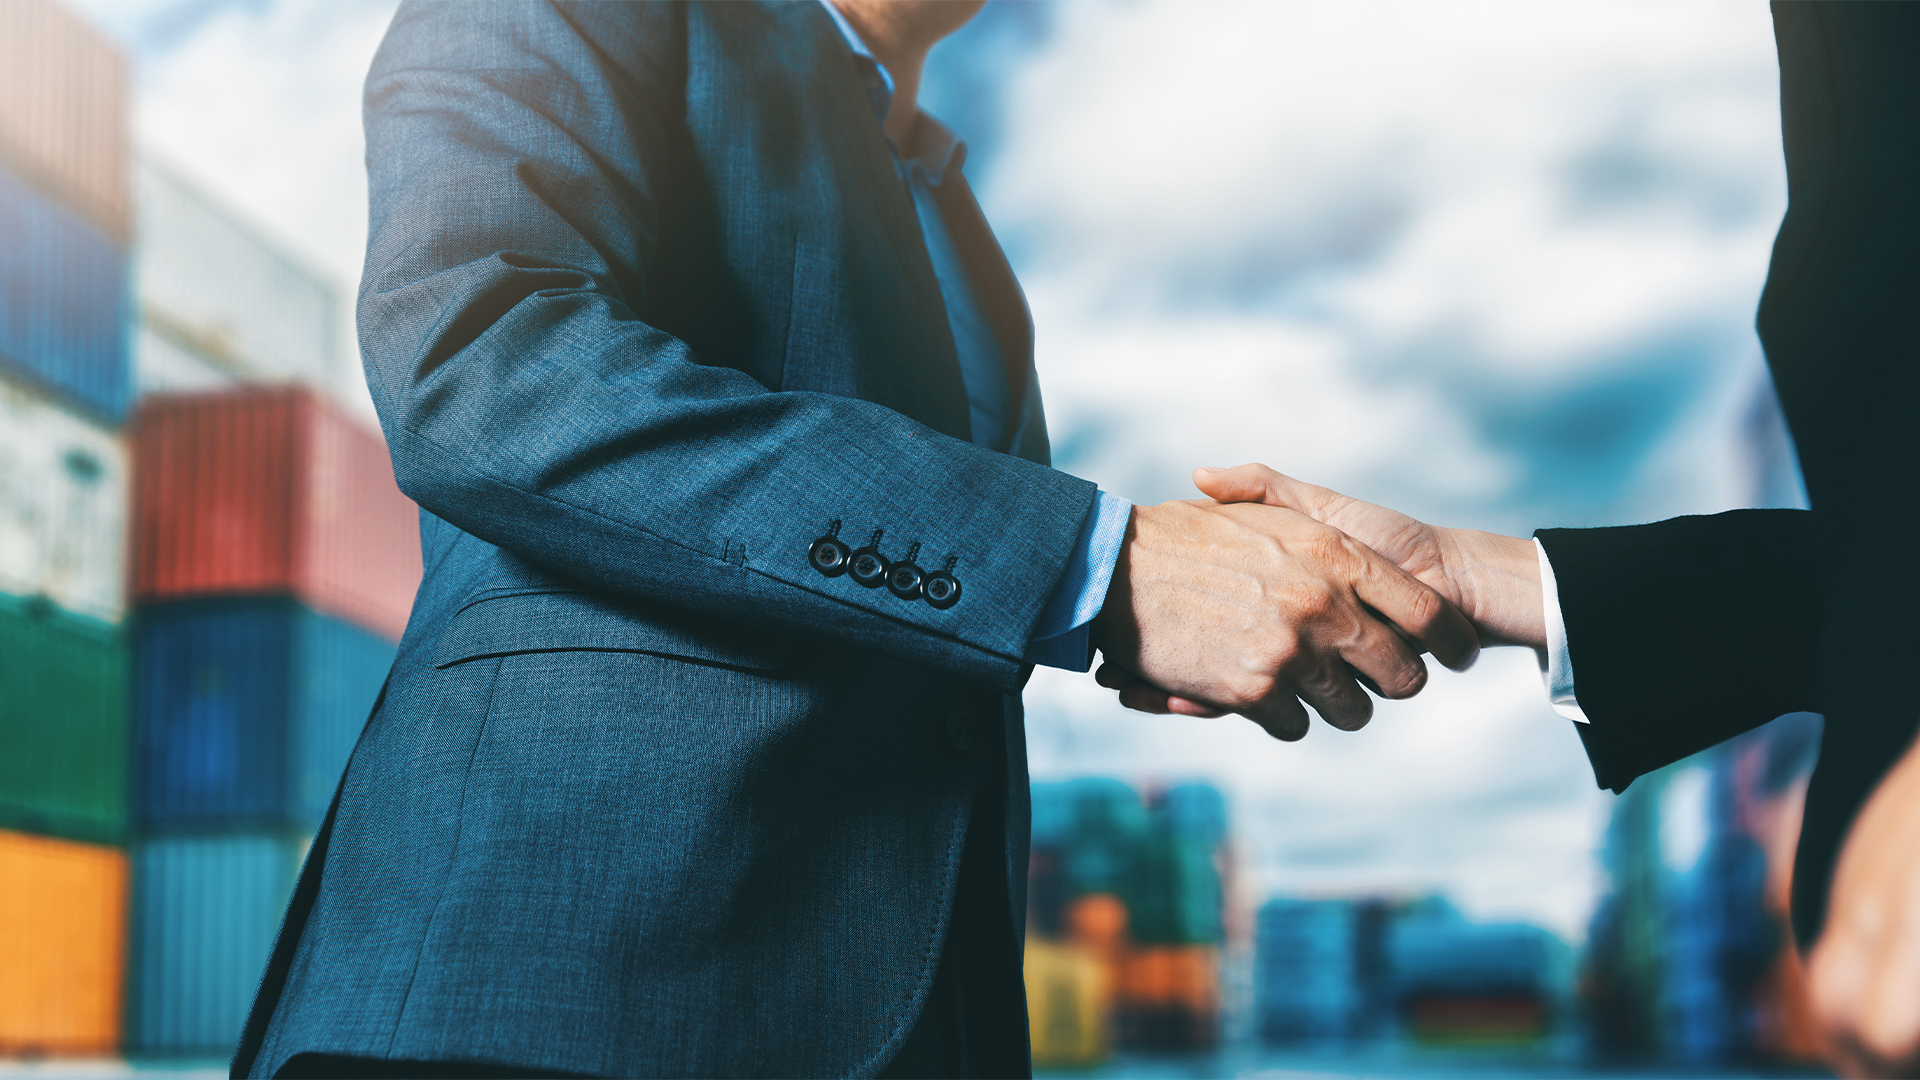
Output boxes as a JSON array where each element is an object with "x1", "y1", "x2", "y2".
[{"x1": 233, "y1": 2, "x2": 1096, "y2": 1076}]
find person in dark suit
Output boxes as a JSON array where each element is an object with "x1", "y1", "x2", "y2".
[
  {"x1": 1111, "y1": 5, "x2": 1920, "y2": 1074},
  {"x1": 231, "y1": 2, "x2": 1479, "y2": 1077}
]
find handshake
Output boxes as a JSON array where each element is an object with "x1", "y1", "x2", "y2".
[{"x1": 1090, "y1": 462, "x2": 1549, "y2": 738}]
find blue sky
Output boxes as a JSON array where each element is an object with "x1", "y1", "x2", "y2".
[{"x1": 74, "y1": 0, "x2": 1803, "y2": 939}]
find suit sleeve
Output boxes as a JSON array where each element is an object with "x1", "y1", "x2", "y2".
[
  {"x1": 355, "y1": 2, "x2": 1096, "y2": 690},
  {"x1": 1536, "y1": 508, "x2": 1818, "y2": 792}
]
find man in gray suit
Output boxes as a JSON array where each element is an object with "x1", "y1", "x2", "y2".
[{"x1": 233, "y1": 3, "x2": 1476, "y2": 1077}]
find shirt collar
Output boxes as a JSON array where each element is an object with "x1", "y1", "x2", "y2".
[{"x1": 818, "y1": 0, "x2": 965, "y2": 185}]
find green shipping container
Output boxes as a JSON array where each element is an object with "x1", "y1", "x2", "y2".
[
  {"x1": 0, "y1": 593, "x2": 128, "y2": 844},
  {"x1": 1125, "y1": 834, "x2": 1224, "y2": 946}
]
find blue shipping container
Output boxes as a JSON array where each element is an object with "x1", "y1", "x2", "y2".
[
  {"x1": 136, "y1": 597, "x2": 395, "y2": 829},
  {"x1": 1157, "y1": 783, "x2": 1227, "y2": 844},
  {"x1": 127, "y1": 831, "x2": 305, "y2": 1054},
  {"x1": 1390, "y1": 919, "x2": 1556, "y2": 999},
  {"x1": 0, "y1": 165, "x2": 129, "y2": 423},
  {"x1": 1258, "y1": 899, "x2": 1362, "y2": 1041}
]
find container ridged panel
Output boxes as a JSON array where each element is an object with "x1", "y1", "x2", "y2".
[
  {"x1": 135, "y1": 597, "x2": 395, "y2": 829},
  {"x1": 135, "y1": 599, "x2": 291, "y2": 825},
  {"x1": 0, "y1": 829, "x2": 127, "y2": 1055},
  {"x1": 0, "y1": 166, "x2": 130, "y2": 423},
  {"x1": 133, "y1": 387, "x2": 420, "y2": 640},
  {"x1": 135, "y1": 159, "x2": 337, "y2": 387},
  {"x1": 289, "y1": 604, "x2": 396, "y2": 824},
  {"x1": 0, "y1": 0, "x2": 129, "y2": 241},
  {"x1": 0, "y1": 372, "x2": 128, "y2": 622},
  {"x1": 127, "y1": 832, "x2": 303, "y2": 1054},
  {"x1": 302, "y1": 397, "x2": 421, "y2": 640},
  {"x1": 0, "y1": 593, "x2": 128, "y2": 845}
]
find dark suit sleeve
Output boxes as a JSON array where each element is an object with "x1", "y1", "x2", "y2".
[
  {"x1": 355, "y1": 2, "x2": 1095, "y2": 690},
  {"x1": 1536, "y1": 509, "x2": 1818, "y2": 793}
]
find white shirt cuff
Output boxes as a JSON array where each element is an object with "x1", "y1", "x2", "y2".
[
  {"x1": 1026, "y1": 491, "x2": 1131, "y2": 672},
  {"x1": 1535, "y1": 537, "x2": 1588, "y2": 724}
]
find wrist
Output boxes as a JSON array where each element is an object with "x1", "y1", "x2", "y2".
[{"x1": 1439, "y1": 528, "x2": 1545, "y2": 649}]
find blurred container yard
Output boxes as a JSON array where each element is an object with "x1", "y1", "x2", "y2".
[
  {"x1": 1, "y1": 0, "x2": 415, "y2": 1064},
  {"x1": 0, "y1": 0, "x2": 1846, "y2": 1077}
]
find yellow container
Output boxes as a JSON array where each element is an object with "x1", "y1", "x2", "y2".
[
  {"x1": 1025, "y1": 936, "x2": 1114, "y2": 1067},
  {"x1": 0, "y1": 828, "x2": 127, "y2": 1055}
]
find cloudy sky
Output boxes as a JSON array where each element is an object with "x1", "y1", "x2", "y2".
[{"x1": 73, "y1": 0, "x2": 1802, "y2": 940}]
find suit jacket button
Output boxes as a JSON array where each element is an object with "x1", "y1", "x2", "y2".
[
  {"x1": 924, "y1": 559, "x2": 961, "y2": 609},
  {"x1": 945, "y1": 714, "x2": 973, "y2": 751},
  {"x1": 849, "y1": 529, "x2": 890, "y2": 589}
]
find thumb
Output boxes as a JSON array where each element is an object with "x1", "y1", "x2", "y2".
[{"x1": 1192, "y1": 462, "x2": 1280, "y2": 504}]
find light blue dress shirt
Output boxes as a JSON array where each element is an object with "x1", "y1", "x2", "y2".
[{"x1": 824, "y1": 3, "x2": 1128, "y2": 671}]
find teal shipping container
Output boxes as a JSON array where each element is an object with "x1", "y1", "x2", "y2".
[
  {"x1": 1124, "y1": 833, "x2": 1223, "y2": 945},
  {"x1": 0, "y1": 592, "x2": 127, "y2": 844},
  {"x1": 126, "y1": 831, "x2": 305, "y2": 1054},
  {"x1": 0, "y1": 163, "x2": 129, "y2": 423},
  {"x1": 1032, "y1": 778, "x2": 1147, "y2": 896},
  {"x1": 135, "y1": 597, "x2": 395, "y2": 830}
]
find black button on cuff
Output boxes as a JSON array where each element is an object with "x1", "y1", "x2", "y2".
[
  {"x1": 808, "y1": 520, "x2": 851, "y2": 577},
  {"x1": 887, "y1": 542, "x2": 925, "y2": 601},
  {"x1": 848, "y1": 529, "x2": 890, "y2": 589},
  {"x1": 923, "y1": 556, "x2": 961, "y2": 609}
]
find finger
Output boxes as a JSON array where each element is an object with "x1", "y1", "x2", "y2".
[
  {"x1": 1294, "y1": 664, "x2": 1376, "y2": 731},
  {"x1": 1166, "y1": 696, "x2": 1230, "y2": 718},
  {"x1": 1241, "y1": 693, "x2": 1310, "y2": 742},
  {"x1": 1339, "y1": 612, "x2": 1431, "y2": 701},
  {"x1": 1116, "y1": 682, "x2": 1178, "y2": 714},
  {"x1": 1349, "y1": 546, "x2": 1480, "y2": 671},
  {"x1": 1094, "y1": 662, "x2": 1133, "y2": 690}
]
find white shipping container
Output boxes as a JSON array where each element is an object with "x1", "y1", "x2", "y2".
[
  {"x1": 0, "y1": 0, "x2": 130, "y2": 242},
  {"x1": 134, "y1": 322, "x2": 235, "y2": 398},
  {"x1": 135, "y1": 157, "x2": 341, "y2": 391},
  {"x1": 0, "y1": 374, "x2": 126, "y2": 624}
]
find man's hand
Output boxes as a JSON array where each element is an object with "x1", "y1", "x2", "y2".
[
  {"x1": 1100, "y1": 464, "x2": 1541, "y2": 719},
  {"x1": 1808, "y1": 734, "x2": 1920, "y2": 1078},
  {"x1": 1193, "y1": 464, "x2": 1546, "y2": 648},
  {"x1": 1090, "y1": 499, "x2": 1479, "y2": 741}
]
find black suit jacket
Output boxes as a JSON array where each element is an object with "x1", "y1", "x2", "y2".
[
  {"x1": 1540, "y1": 2, "x2": 1920, "y2": 950},
  {"x1": 1536, "y1": 509, "x2": 1818, "y2": 795}
]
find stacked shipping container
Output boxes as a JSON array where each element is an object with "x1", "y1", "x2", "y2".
[
  {"x1": 1254, "y1": 894, "x2": 1566, "y2": 1049},
  {"x1": 1025, "y1": 779, "x2": 1235, "y2": 1065},
  {"x1": 1580, "y1": 711, "x2": 1823, "y2": 1066},
  {"x1": 128, "y1": 389, "x2": 419, "y2": 1055},
  {"x1": 0, "y1": 0, "x2": 132, "y2": 1056},
  {"x1": 114, "y1": 77, "x2": 410, "y2": 1059}
]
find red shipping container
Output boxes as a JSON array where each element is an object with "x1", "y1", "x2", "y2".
[{"x1": 133, "y1": 387, "x2": 421, "y2": 641}]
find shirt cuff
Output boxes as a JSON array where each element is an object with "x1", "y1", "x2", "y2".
[
  {"x1": 1025, "y1": 491, "x2": 1132, "y2": 672},
  {"x1": 1535, "y1": 537, "x2": 1589, "y2": 724}
]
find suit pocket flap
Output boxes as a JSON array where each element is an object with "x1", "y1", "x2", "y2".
[{"x1": 432, "y1": 589, "x2": 788, "y2": 671}]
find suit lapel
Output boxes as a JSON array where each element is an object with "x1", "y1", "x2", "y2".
[
  {"x1": 793, "y1": 2, "x2": 973, "y2": 443},
  {"x1": 926, "y1": 164, "x2": 1043, "y2": 460}
]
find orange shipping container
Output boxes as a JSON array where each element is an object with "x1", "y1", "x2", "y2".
[
  {"x1": 133, "y1": 387, "x2": 423, "y2": 641},
  {"x1": 1117, "y1": 945, "x2": 1221, "y2": 1011},
  {"x1": 0, "y1": 828, "x2": 127, "y2": 1055},
  {"x1": 1115, "y1": 945, "x2": 1221, "y2": 1052},
  {"x1": 0, "y1": 0, "x2": 130, "y2": 243}
]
